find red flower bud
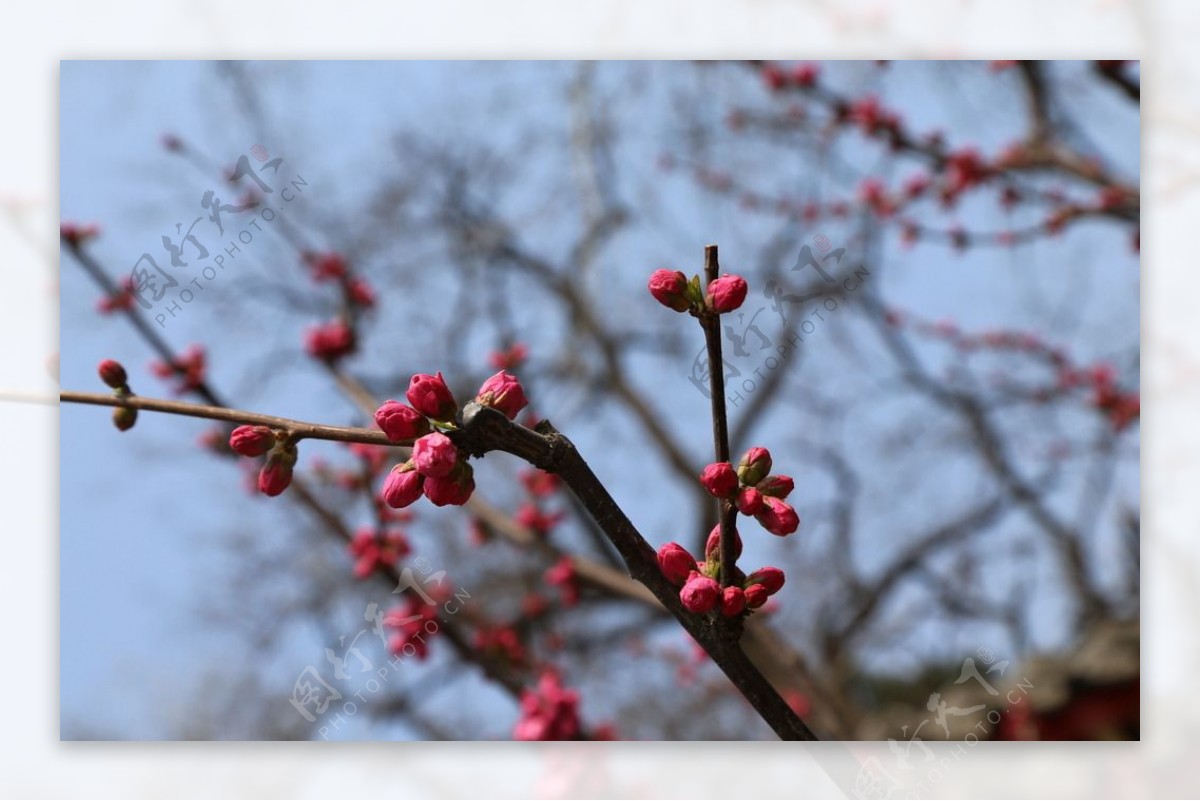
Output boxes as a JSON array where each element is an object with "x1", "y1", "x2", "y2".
[
  {"x1": 111, "y1": 406, "x2": 137, "y2": 431},
  {"x1": 755, "y1": 496, "x2": 799, "y2": 536},
  {"x1": 423, "y1": 463, "x2": 475, "y2": 507},
  {"x1": 679, "y1": 573, "x2": 720, "y2": 614},
  {"x1": 412, "y1": 432, "x2": 458, "y2": 478},
  {"x1": 756, "y1": 474, "x2": 794, "y2": 499},
  {"x1": 657, "y1": 542, "x2": 696, "y2": 586},
  {"x1": 735, "y1": 487, "x2": 765, "y2": 515},
  {"x1": 406, "y1": 371, "x2": 458, "y2": 420},
  {"x1": 705, "y1": 525, "x2": 743, "y2": 561},
  {"x1": 706, "y1": 274, "x2": 748, "y2": 313},
  {"x1": 382, "y1": 462, "x2": 424, "y2": 509},
  {"x1": 304, "y1": 319, "x2": 355, "y2": 362},
  {"x1": 229, "y1": 424, "x2": 276, "y2": 457},
  {"x1": 258, "y1": 446, "x2": 297, "y2": 497},
  {"x1": 747, "y1": 566, "x2": 786, "y2": 595},
  {"x1": 374, "y1": 400, "x2": 430, "y2": 443},
  {"x1": 744, "y1": 583, "x2": 770, "y2": 609},
  {"x1": 475, "y1": 370, "x2": 529, "y2": 420},
  {"x1": 648, "y1": 269, "x2": 691, "y2": 312},
  {"x1": 720, "y1": 586, "x2": 747, "y2": 617},
  {"x1": 699, "y1": 461, "x2": 738, "y2": 498},
  {"x1": 736, "y1": 446, "x2": 773, "y2": 486},
  {"x1": 97, "y1": 359, "x2": 128, "y2": 390}
]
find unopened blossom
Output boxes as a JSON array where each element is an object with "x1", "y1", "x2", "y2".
[
  {"x1": 60, "y1": 221, "x2": 101, "y2": 246},
  {"x1": 306, "y1": 251, "x2": 347, "y2": 283},
  {"x1": 475, "y1": 625, "x2": 526, "y2": 665},
  {"x1": 705, "y1": 525, "x2": 743, "y2": 561},
  {"x1": 744, "y1": 583, "x2": 769, "y2": 609},
  {"x1": 150, "y1": 344, "x2": 207, "y2": 395},
  {"x1": 736, "y1": 446, "x2": 772, "y2": 486},
  {"x1": 347, "y1": 278, "x2": 376, "y2": 308},
  {"x1": 679, "y1": 573, "x2": 720, "y2": 614},
  {"x1": 735, "y1": 487, "x2": 765, "y2": 516},
  {"x1": 755, "y1": 496, "x2": 800, "y2": 536},
  {"x1": 746, "y1": 566, "x2": 786, "y2": 595},
  {"x1": 700, "y1": 461, "x2": 738, "y2": 498},
  {"x1": 422, "y1": 463, "x2": 475, "y2": 507},
  {"x1": 489, "y1": 342, "x2": 529, "y2": 371},
  {"x1": 648, "y1": 269, "x2": 691, "y2": 312},
  {"x1": 412, "y1": 432, "x2": 458, "y2": 478},
  {"x1": 520, "y1": 468, "x2": 560, "y2": 497},
  {"x1": 304, "y1": 319, "x2": 355, "y2": 362},
  {"x1": 515, "y1": 503, "x2": 563, "y2": 537},
  {"x1": 228, "y1": 424, "x2": 276, "y2": 457},
  {"x1": 374, "y1": 400, "x2": 430, "y2": 443},
  {"x1": 111, "y1": 406, "x2": 137, "y2": 431},
  {"x1": 382, "y1": 462, "x2": 424, "y2": 509},
  {"x1": 258, "y1": 445, "x2": 297, "y2": 497},
  {"x1": 97, "y1": 359, "x2": 128, "y2": 390},
  {"x1": 475, "y1": 370, "x2": 529, "y2": 420},
  {"x1": 348, "y1": 527, "x2": 411, "y2": 579},
  {"x1": 513, "y1": 670, "x2": 581, "y2": 741},
  {"x1": 545, "y1": 556, "x2": 580, "y2": 606},
  {"x1": 406, "y1": 371, "x2": 457, "y2": 420},
  {"x1": 720, "y1": 586, "x2": 747, "y2": 617},
  {"x1": 658, "y1": 542, "x2": 696, "y2": 586},
  {"x1": 384, "y1": 597, "x2": 439, "y2": 660},
  {"x1": 706, "y1": 274, "x2": 748, "y2": 313},
  {"x1": 756, "y1": 474, "x2": 794, "y2": 499}
]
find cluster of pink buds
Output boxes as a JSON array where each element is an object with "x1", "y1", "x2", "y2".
[
  {"x1": 702, "y1": 446, "x2": 799, "y2": 536},
  {"x1": 347, "y1": 526, "x2": 411, "y2": 579},
  {"x1": 227, "y1": 424, "x2": 297, "y2": 497},
  {"x1": 544, "y1": 556, "x2": 580, "y2": 607},
  {"x1": 97, "y1": 359, "x2": 138, "y2": 431},
  {"x1": 656, "y1": 530, "x2": 786, "y2": 616},
  {"x1": 648, "y1": 269, "x2": 748, "y2": 315},
  {"x1": 512, "y1": 670, "x2": 582, "y2": 741},
  {"x1": 761, "y1": 62, "x2": 820, "y2": 92},
  {"x1": 474, "y1": 625, "x2": 526, "y2": 666},
  {"x1": 383, "y1": 597, "x2": 439, "y2": 660},
  {"x1": 150, "y1": 344, "x2": 207, "y2": 395},
  {"x1": 304, "y1": 319, "x2": 355, "y2": 363},
  {"x1": 374, "y1": 370, "x2": 530, "y2": 511}
]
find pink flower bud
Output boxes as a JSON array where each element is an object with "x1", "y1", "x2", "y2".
[
  {"x1": 755, "y1": 496, "x2": 799, "y2": 536},
  {"x1": 304, "y1": 319, "x2": 355, "y2": 362},
  {"x1": 423, "y1": 464, "x2": 475, "y2": 507},
  {"x1": 381, "y1": 462, "x2": 424, "y2": 509},
  {"x1": 699, "y1": 461, "x2": 738, "y2": 498},
  {"x1": 756, "y1": 474, "x2": 794, "y2": 499},
  {"x1": 657, "y1": 542, "x2": 695, "y2": 586},
  {"x1": 97, "y1": 359, "x2": 128, "y2": 390},
  {"x1": 648, "y1": 269, "x2": 691, "y2": 312},
  {"x1": 406, "y1": 371, "x2": 458, "y2": 420},
  {"x1": 705, "y1": 525, "x2": 743, "y2": 561},
  {"x1": 475, "y1": 370, "x2": 529, "y2": 420},
  {"x1": 111, "y1": 406, "x2": 137, "y2": 431},
  {"x1": 736, "y1": 446, "x2": 773, "y2": 486},
  {"x1": 374, "y1": 400, "x2": 430, "y2": 443},
  {"x1": 735, "y1": 487, "x2": 765, "y2": 515},
  {"x1": 412, "y1": 432, "x2": 458, "y2": 478},
  {"x1": 747, "y1": 566, "x2": 786, "y2": 595},
  {"x1": 258, "y1": 446, "x2": 297, "y2": 497},
  {"x1": 679, "y1": 573, "x2": 720, "y2": 614},
  {"x1": 744, "y1": 583, "x2": 770, "y2": 609},
  {"x1": 706, "y1": 274, "x2": 748, "y2": 313},
  {"x1": 720, "y1": 586, "x2": 747, "y2": 617},
  {"x1": 229, "y1": 424, "x2": 276, "y2": 457}
]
